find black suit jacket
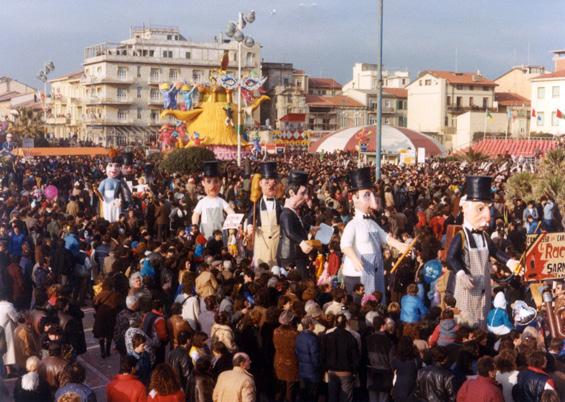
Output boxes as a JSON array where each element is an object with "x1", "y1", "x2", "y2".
[
  {"x1": 246, "y1": 198, "x2": 283, "y2": 227},
  {"x1": 276, "y1": 207, "x2": 308, "y2": 265}
]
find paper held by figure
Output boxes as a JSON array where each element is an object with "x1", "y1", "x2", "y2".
[
  {"x1": 222, "y1": 213, "x2": 244, "y2": 230},
  {"x1": 315, "y1": 223, "x2": 334, "y2": 245}
]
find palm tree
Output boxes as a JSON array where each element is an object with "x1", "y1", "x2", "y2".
[{"x1": 9, "y1": 108, "x2": 46, "y2": 141}]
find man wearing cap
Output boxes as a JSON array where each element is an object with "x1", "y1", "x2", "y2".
[
  {"x1": 340, "y1": 167, "x2": 409, "y2": 299},
  {"x1": 277, "y1": 171, "x2": 313, "y2": 279},
  {"x1": 192, "y1": 161, "x2": 235, "y2": 240},
  {"x1": 447, "y1": 176, "x2": 519, "y2": 328},
  {"x1": 246, "y1": 161, "x2": 283, "y2": 269}
]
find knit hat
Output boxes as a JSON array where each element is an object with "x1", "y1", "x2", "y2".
[{"x1": 278, "y1": 310, "x2": 296, "y2": 326}]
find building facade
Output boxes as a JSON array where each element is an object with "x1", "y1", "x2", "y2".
[
  {"x1": 530, "y1": 70, "x2": 565, "y2": 135},
  {"x1": 56, "y1": 25, "x2": 262, "y2": 146},
  {"x1": 46, "y1": 72, "x2": 85, "y2": 141},
  {"x1": 494, "y1": 65, "x2": 545, "y2": 100},
  {"x1": 407, "y1": 70, "x2": 497, "y2": 149},
  {"x1": 342, "y1": 63, "x2": 409, "y2": 91}
]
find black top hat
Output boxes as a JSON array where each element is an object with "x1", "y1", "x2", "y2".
[
  {"x1": 110, "y1": 156, "x2": 122, "y2": 164},
  {"x1": 260, "y1": 162, "x2": 278, "y2": 179},
  {"x1": 288, "y1": 170, "x2": 308, "y2": 187},
  {"x1": 121, "y1": 152, "x2": 134, "y2": 166},
  {"x1": 349, "y1": 167, "x2": 373, "y2": 192},
  {"x1": 464, "y1": 176, "x2": 493, "y2": 202},
  {"x1": 202, "y1": 160, "x2": 220, "y2": 177}
]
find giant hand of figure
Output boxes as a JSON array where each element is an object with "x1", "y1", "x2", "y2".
[
  {"x1": 353, "y1": 259, "x2": 364, "y2": 272},
  {"x1": 246, "y1": 224, "x2": 254, "y2": 238},
  {"x1": 113, "y1": 198, "x2": 121, "y2": 207},
  {"x1": 456, "y1": 270, "x2": 475, "y2": 290},
  {"x1": 506, "y1": 259, "x2": 521, "y2": 275},
  {"x1": 300, "y1": 240, "x2": 313, "y2": 255}
]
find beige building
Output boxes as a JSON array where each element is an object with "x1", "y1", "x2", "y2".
[
  {"x1": 494, "y1": 65, "x2": 545, "y2": 100},
  {"x1": 305, "y1": 95, "x2": 365, "y2": 131},
  {"x1": 343, "y1": 87, "x2": 407, "y2": 127},
  {"x1": 46, "y1": 72, "x2": 85, "y2": 141},
  {"x1": 59, "y1": 25, "x2": 263, "y2": 146},
  {"x1": 342, "y1": 63, "x2": 409, "y2": 91},
  {"x1": 407, "y1": 70, "x2": 497, "y2": 149}
]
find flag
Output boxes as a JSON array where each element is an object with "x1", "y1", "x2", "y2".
[
  {"x1": 507, "y1": 109, "x2": 512, "y2": 120},
  {"x1": 557, "y1": 109, "x2": 565, "y2": 119},
  {"x1": 531, "y1": 108, "x2": 536, "y2": 117},
  {"x1": 486, "y1": 110, "x2": 493, "y2": 119}
]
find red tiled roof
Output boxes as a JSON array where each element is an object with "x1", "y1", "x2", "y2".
[
  {"x1": 469, "y1": 139, "x2": 558, "y2": 157},
  {"x1": 383, "y1": 87, "x2": 407, "y2": 98},
  {"x1": 421, "y1": 70, "x2": 497, "y2": 86},
  {"x1": 280, "y1": 113, "x2": 306, "y2": 122},
  {"x1": 531, "y1": 70, "x2": 565, "y2": 80},
  {"x1": 306, "y1": 95, "x2": 363, "y2": 108},
  {"x1": 0, "y1": 91, "x2": 22, "y2": 102},
  {"x1": 495, "y1": 92, "x2": 530, "y2": 107},
  {"x1": 308, "y1": 77, "x2": 342, "y2": 89}
]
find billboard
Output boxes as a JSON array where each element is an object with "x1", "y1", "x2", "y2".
[{"x1": 524, "y1": 232, "x2": 565, "y2": 282}]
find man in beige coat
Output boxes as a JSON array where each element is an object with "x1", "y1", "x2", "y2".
[{"x1": 213, "y1": 353, "x2": 256, "y2": 402}]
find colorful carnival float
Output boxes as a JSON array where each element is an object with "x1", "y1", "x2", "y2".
[{"x1": 158, "y1": 52, "x2": 269, "y2": 159}]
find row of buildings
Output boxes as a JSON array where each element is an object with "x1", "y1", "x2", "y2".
[{"x1": 1, "y1": 25, "x2": 564, "y2": 150}]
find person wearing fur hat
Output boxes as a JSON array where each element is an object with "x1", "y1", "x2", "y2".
[
  {"x1": 446, "y1": 176, "x2": 519, "y2": 328},
  {"x1": 340, "y1": 167, "x2": 409, "y2": 299}
]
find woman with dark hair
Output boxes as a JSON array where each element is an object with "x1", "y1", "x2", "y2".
[
  {"x1": 93, "y1": 277, "x2": 122, "y2": 358},
  {"x1": 190, "y1": 331, "x2": 211, "y2": 365},
  {"x1": 54, "y1": 362, "x2": 96, "y2": 401},
  {"x1": 211, "y1": 341, "x2": 233, "y2": 380},
  {"x1": 147, "y1": 363, "x2": 185, "y2": 402},
  {"x1": 391, "y1": 336, "x2": 421, "y2": 402},
  {"x1": 273, "y1": 310, "x2": 299, "y2": 402},
  {"x1": 188, "y1": 356, "x2": 215, "y2": 402},
  {"x1": 210, "y1": 312, "x2": 237, "y2": 353}
]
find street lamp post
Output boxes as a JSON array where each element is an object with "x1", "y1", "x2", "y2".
[
  {"x1": 376, "y1": 0, "x2": 384, "y2": 180},
  {"x1": 224, "y1": 10, "x2": 256, "y2": 167},
  {"x1": 37, "y1": 61, "x2": 55, "y2": 138}
]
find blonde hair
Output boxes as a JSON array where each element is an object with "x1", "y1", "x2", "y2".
[
  {"x1": 26, "y1": 356, "x2": 40, "y2": 372},
  {"x1": 57, "y1": 392, "x2": 81, "y2": 402}
]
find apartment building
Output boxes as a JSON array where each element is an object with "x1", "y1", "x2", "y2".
[
  {"x1": 495, "y1": 65, "x2": 545, "y2": 100},
  {"x1": 407, "y1": 70, "x2": 496, "y2": 148},
  {"x1": 46, "y1": 72, "x2": 85, "y2": 140},
  {"x1": 77, "y1": 25, "x2": 260, "y2": 146},
  {"x1": 342, "y1": 63, "x2": 410, "y2": 91}
]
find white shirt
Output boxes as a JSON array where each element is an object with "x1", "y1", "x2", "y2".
[
  {"x1": 340, "y1": 211, "x2": 388, "y2": 277},
  {"x1": 463, "y1": 222, "x2": 487, "y2": 249},
  {"x1": 193, "y1": 196, "x2": 229, "y2": 223},
  {"x1": 263, "y1": 197, "x2": 276, "y2": 211}
]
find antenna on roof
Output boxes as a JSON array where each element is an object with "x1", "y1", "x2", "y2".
[{"x1": 455, "y1": 47, "x2": 458, "y2": 73}]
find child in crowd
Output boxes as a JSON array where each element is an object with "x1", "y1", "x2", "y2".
[{"x1": 487, "y1": 292, "x2": 513, "y2": 336}]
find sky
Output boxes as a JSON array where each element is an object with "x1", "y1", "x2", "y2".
[{"x1": 1, "y1": 0, "x2": 564, "y2": 89}]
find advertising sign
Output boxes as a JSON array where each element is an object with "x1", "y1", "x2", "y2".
[{"x1": 524, "y1": 232, "x2": 565, "y2": 282}]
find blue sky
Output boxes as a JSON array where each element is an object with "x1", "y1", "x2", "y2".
[{"x1": 1, "y1": 0, "x2": 564, "y2": 88}]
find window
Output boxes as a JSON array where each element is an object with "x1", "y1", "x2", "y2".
[
  {"x1": 117, "y1": 88, "x2": 127, "y2": 100},
  {"x1": 162, "y1": 50, "x2": 173, "y2": 58},
  {"x1": 537, "y1": 87, "x2": 545, "y2": 99},
  {"x1": 444, "y1": 116, "x2": 449, "y2": 126},
  {"x1": 136, "y1": 87, "x2": 142, "y2": 98},
  {"x1": 537, "y1": 112, "x2": 544, "y2": 126},
  {"x1": 192, "y1": 70, "x2": 202, "y2": 82},
  {"x1": 552, "y1": 86, "x2": 560, "y2": 98},
  {"x1": 117, "y1": 67, "x2": 127, "y2": 80},
  {"x1": 469, "y1": 97, "x2": 474, "y2": 107},
  {"x1": 169, "y1": 69, "x2": 178, "y2": 80},
  {"x1": 552, "y1": 112, "x2": 559, "y2": 126},
  {"x1": 456, "y1": 96, "x2": 462, "y2": 108},
  {"x1": 167, "y1": 35, "x2": 172, "y2": 40},
  {"x1": 137, "y1": 108, "x2": 142, "y2": 120},
  {"x1": 149, "y1": 50, "x2": 154, "y2": 57},
  {"x1": 150, "y1": 68, "x2": 160, "y2": 81},
  {"x1": 384, "y1": 100, "x2": 392, "y2": 109},
  {"x1": 447, "y1": 96, "x2": 451, "y2": 106},
  {"x1": 483, "y1": 86, "x2": 490, "y2": 91},
  {"x1": 150, "y1": 111, "x2": 158, "y2": 121},
  {"x1": 185, "y1": 51, "x2": 191, "y2": 59},
  {"x1": 424, "y1": 79, "x2": 432, "y2": 86},
  {"x1": 174, "y1": 35, "x2": 179, "y2": 40},
  {"x1": 117, "y1": 110, "x2": 128, "y2": 120},
  {"x1": 137, "y1": 66, "x2": 141, "y2": 78},
  {"x1": 482, "y1": 97, "x2": 488, "y2": 108},
  {"x1": 150, "y1": 88, "x2": 159, "y2": 101},
  {"x1": 246, "y1": 52, "x2": 254, "y2": 66},
  {"x1": 419, "y1": 80, "x2": 422, "y2": 86},
  {"x1": 456, "y1": 85, "x2": 463, "y2": 90}
]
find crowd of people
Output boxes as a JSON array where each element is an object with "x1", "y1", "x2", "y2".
[{"x1": 0, "y1": 148, "x2": 563, "y2": 402}]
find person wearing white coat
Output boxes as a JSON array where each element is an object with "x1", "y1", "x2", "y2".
[{"x1": 0, "y1": 296, "x2": 18, "y2": 376}]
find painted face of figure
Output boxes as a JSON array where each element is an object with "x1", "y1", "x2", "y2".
[
  {"x1": 260, "y1": 177, "x2": 277, "y2": 198},
  {"x1": 462, "y1": 201, "x2": 491, "y2": 230},
  {"x1": 289, "y1": 185, "x2": 309, "y2": 209},
  {"x1": 106, "y1": 163, "x2": 121, "y2": 179},
  {"x1": 353, "y1": 189, "x2": 378, "y2": 213},
  {"x1": 203, "y1": 176, "x2": 221, "y2": 197}
]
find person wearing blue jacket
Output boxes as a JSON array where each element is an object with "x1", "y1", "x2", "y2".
[
  {"x1": 295, "y1": 316, "x2": 321, "y2": 402},
  {"x1": 486, "y1": 292, "x2": 513, "y2": 336},
  {"x1": 400, "y1": 284, "x2": 428, "y2": 324}
]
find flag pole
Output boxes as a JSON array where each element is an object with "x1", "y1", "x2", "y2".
[{"x1": 483, "y1": 107, "x2": 488, "y2": 141}]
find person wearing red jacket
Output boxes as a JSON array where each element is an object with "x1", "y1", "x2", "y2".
[
  {"x1": 457, "y1": 356, "x2": 503, "y2": 402},
  {"x1": 107, "y1": 355, "x2": 147, "y2": 402},
  {"x1": 142, "y1": 299, "x2": 170, "y2": 365}
]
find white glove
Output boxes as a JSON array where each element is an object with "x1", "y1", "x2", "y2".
[{"x1": 456, "y1": 270, "x2": 474, "y2": 290}]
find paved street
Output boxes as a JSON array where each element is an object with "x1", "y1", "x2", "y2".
[{"x1": 4, "y1": 308, "x2": 116, "y2": 402}]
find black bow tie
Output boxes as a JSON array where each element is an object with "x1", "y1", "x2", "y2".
[
  {"x1": 363, "y1": 214, "x2": 373, "y2": 220},
  {"x1": 265, "y1": 198, "x2": 275, "y2": 201},
  {"x1": 470, "y1": 229, "x2": 483, "y2": 234}
]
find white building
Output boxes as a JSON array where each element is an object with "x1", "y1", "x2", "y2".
[
  {"x1": 530, "y1": 70, "x2": 565, "y2": 135},
  {"x1": 67, "y1": 25, "x2": 261, "y2": 146},
  {"x1": 407, "y1": 70, "x2": 497, "y2": 149},
  {"x1": 342, "y1": 63, "x2": 409, "y2": 91}
]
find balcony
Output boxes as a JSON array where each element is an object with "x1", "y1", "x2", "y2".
[
  {"x1": 447, "y1": 105, "x2": 496, "y2": 113},
  {"x1": 83, "y1": 115, "x2": 134, "y2": 126},
  {"x1": 148, "y1": 98, "x2": 163, "y2": 107},
  {"x1": 148, "y1": 77, "x2": 162, "y2": 85},
  {"x1": 46, "y1": 115, "x2": 70, "y2": 125},
  {"x1": 81, "y1": 75, "x2": 134, "y2": 85},
  {"x1": 85, "y1": 97, "x2": 133, "y2": 105}
]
